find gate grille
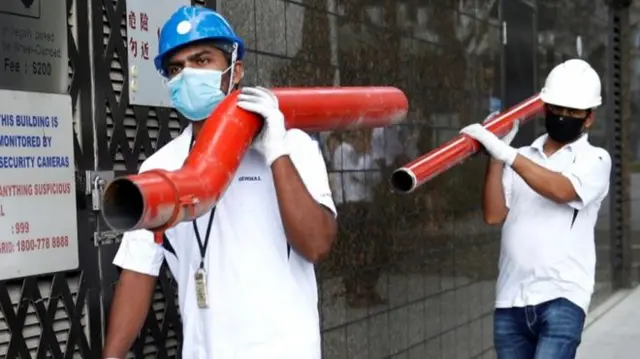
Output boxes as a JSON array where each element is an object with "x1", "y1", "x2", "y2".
[
  {"x1": 0, "y1": 0, "x2": 94, "y2": 358},
  {"x1": 97, "y1": 0, "x2": 185, "y2": 172},
  {"x1": 0, "y1": 275, "x2": 88, "y2": 358},
  {"x1": 608, "y1": 10, "x2": 625, "y2": 274}
]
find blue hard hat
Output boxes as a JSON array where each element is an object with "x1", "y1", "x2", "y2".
[{"x1": 154, "y1": 6, "x2": 245, "y2": 76}]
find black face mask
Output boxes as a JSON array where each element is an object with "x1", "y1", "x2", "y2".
[{"x1": 544, "y1": 112, "x2": 588, "y2": 144}]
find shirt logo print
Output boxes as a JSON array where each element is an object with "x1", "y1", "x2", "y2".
[{"x1": 238, "y1": 176, "x2": 262, "y2": 182}]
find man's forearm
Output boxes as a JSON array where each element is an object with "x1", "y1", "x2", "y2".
[
  {"x1": 482, "y1": 158, "x2": 508, "y2": 224},
  {"x1": 271, "y1": 156, "x2": 337, "y2": 263},
  {"x1": 103, "y1": 270, "x2": 156, "y2": 358},
  {"x1": 511, "y1": 154, "x2": 577, "y2": 203}
]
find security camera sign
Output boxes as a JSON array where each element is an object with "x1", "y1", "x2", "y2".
[{"x1": 0, "y1": 90, "x2": 78, "y2": 280}]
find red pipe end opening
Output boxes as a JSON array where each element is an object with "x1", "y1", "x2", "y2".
[
  {"x1": 102, "y1": 178, "x2": 145, "y2": 232},
  {"x1": 390, "y1": 168, "x2": 417, "y2": 194}
]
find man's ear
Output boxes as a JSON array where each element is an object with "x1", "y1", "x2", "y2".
[
  {"x1": 584, "y1": 111, "x2": 596, "y2": 129},
  {"x1": 232, "y1": 61, "x2": 244, "y2": 86}
]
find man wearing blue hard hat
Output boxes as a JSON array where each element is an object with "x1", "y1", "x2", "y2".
[{"x1": 103, "y1": 6, "x2": 337, "y2": 359}]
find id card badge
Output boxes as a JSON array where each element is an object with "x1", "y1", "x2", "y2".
[{"x1": 194, "y1": 268, "x2": 209, "y2": 309}]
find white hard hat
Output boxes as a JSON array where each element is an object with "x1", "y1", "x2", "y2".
[{"x1": 540, "y1": 59, "x2": 602, "y2": 110}]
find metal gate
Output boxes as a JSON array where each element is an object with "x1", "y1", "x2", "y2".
[
  {"x1": 0, "y1": 0, "x2": 212, "y2": 358},
  {"x1": 0, "y1": 0, "x2": 99, "y2": 357},
  {"x1": 607, "y1": 1, "x2": 633, "y2": 289}
]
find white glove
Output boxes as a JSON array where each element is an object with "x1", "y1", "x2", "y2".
[
  {"x1": 482, "y1": 111, "x2": 520, "y2": 146},
  {"x1": 460, "y1": 123, "x2": 518, "y2": 166},
  {"x1": 237, "y1": 86, "x2": 289, "y2": 166}
]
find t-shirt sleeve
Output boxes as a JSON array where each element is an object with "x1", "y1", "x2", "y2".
[
  {"x1": 113, "y1": 229, "x2": 165, "y2": 276},
  {"x1": 112, "y1": 155, "x2": 168, "y2": 276},
  {"x1": 110, "y1": 130, "x2": 194, "y2": 276},
  {"x1": 562, "y1": 148, "x2": 612, "y2": 210},
  {"x1": 287, "y1": 129, "x2": 337, "y2": 217},
  {"x1": 502, "y1": 164, "x2": 514, "y2": 209},
  {"x1": 332, "y1": 142, "x2": 359, "y2": 171},
  {"x1": 371, "y1": 128, "x2": 386, "y2": 162}
]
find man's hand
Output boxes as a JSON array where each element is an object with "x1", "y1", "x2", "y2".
[
  {"x1": 237, "y1": 86, "x2": 289, "y2": 166},
  {"x1": 477, "y1": 113, "x2": 517, "y2": 224},
  {"x1": 460, "y1": 123, "x2": 518, "y2": 166},
  {"x1": 482, "y1": 112, "x2": 520, "y2": 146}
]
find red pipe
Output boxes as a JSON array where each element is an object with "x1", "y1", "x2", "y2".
[
  {"x1": 390, "y1": 94, "x2": 544, "y2": 193},
  {"x1": 101, "y1": 87, "x2": 409, "y2": 239}
]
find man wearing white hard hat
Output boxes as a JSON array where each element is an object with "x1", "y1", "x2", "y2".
[{"x1": 460, "y1": 58, "x2": 611, "y2": 359}]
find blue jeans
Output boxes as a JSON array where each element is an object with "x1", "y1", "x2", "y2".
[{"x1": 494, "y1": 298, "x2": 586, "y2": 359}]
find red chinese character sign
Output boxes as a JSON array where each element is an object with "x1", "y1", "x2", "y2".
[{"x1": 126, "y1": 0, "x2": 189, "y2": 107}]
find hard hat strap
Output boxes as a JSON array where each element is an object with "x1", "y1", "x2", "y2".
[{"x1": 226, "y1": 43, "x2": 239, "y2": 95}]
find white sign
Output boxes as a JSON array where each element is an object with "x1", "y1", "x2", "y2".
[
  {"x1": 126, "y1": 0, "x2": 189, "y2": 107},
  {"x1": 0, "y1": 0, "x2": 68, "y2": 94},
  {"x1": 0, "y1": 0, "x2": 40, "y2": 18},
  {"x1": 0, "y1": 90, "x2": 78, "y2": 280}
]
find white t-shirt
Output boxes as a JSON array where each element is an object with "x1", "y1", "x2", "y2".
[
  {"x1": 371, "y1": 127, "x2": 402, "y2": 166},
  {"x1": 371, "y1": 126, "x2": 421, "y2": 166},
  {"x1": 330, "y1": 142, "x2": 380, "y2": 205},
  {"x1": 496, "y1": 134, "x2": 611, "y2": 313},
  {"x1": 113, "y1": 125, "x2": 336, "y2": 359}
]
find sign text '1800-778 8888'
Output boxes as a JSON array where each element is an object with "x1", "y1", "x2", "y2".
[{"x1": 0, "y1": 90, "x2": 78, "y2": 280}]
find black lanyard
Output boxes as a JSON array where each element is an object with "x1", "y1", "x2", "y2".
[{"x1": 189, "y1": 135, "x2": 216, "y2": 269}]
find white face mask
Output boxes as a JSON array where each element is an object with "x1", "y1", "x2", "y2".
[{"x1": 167, "y1": 66, "x2": 231, "y2": 121}]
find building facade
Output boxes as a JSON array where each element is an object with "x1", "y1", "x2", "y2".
[{"x1": 0, "y1": 0, "x2": 637, "y2": 358}]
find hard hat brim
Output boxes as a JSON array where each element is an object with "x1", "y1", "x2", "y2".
[{"x1": 540, "y1": 91, "x2": 601, "y2": 111}]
